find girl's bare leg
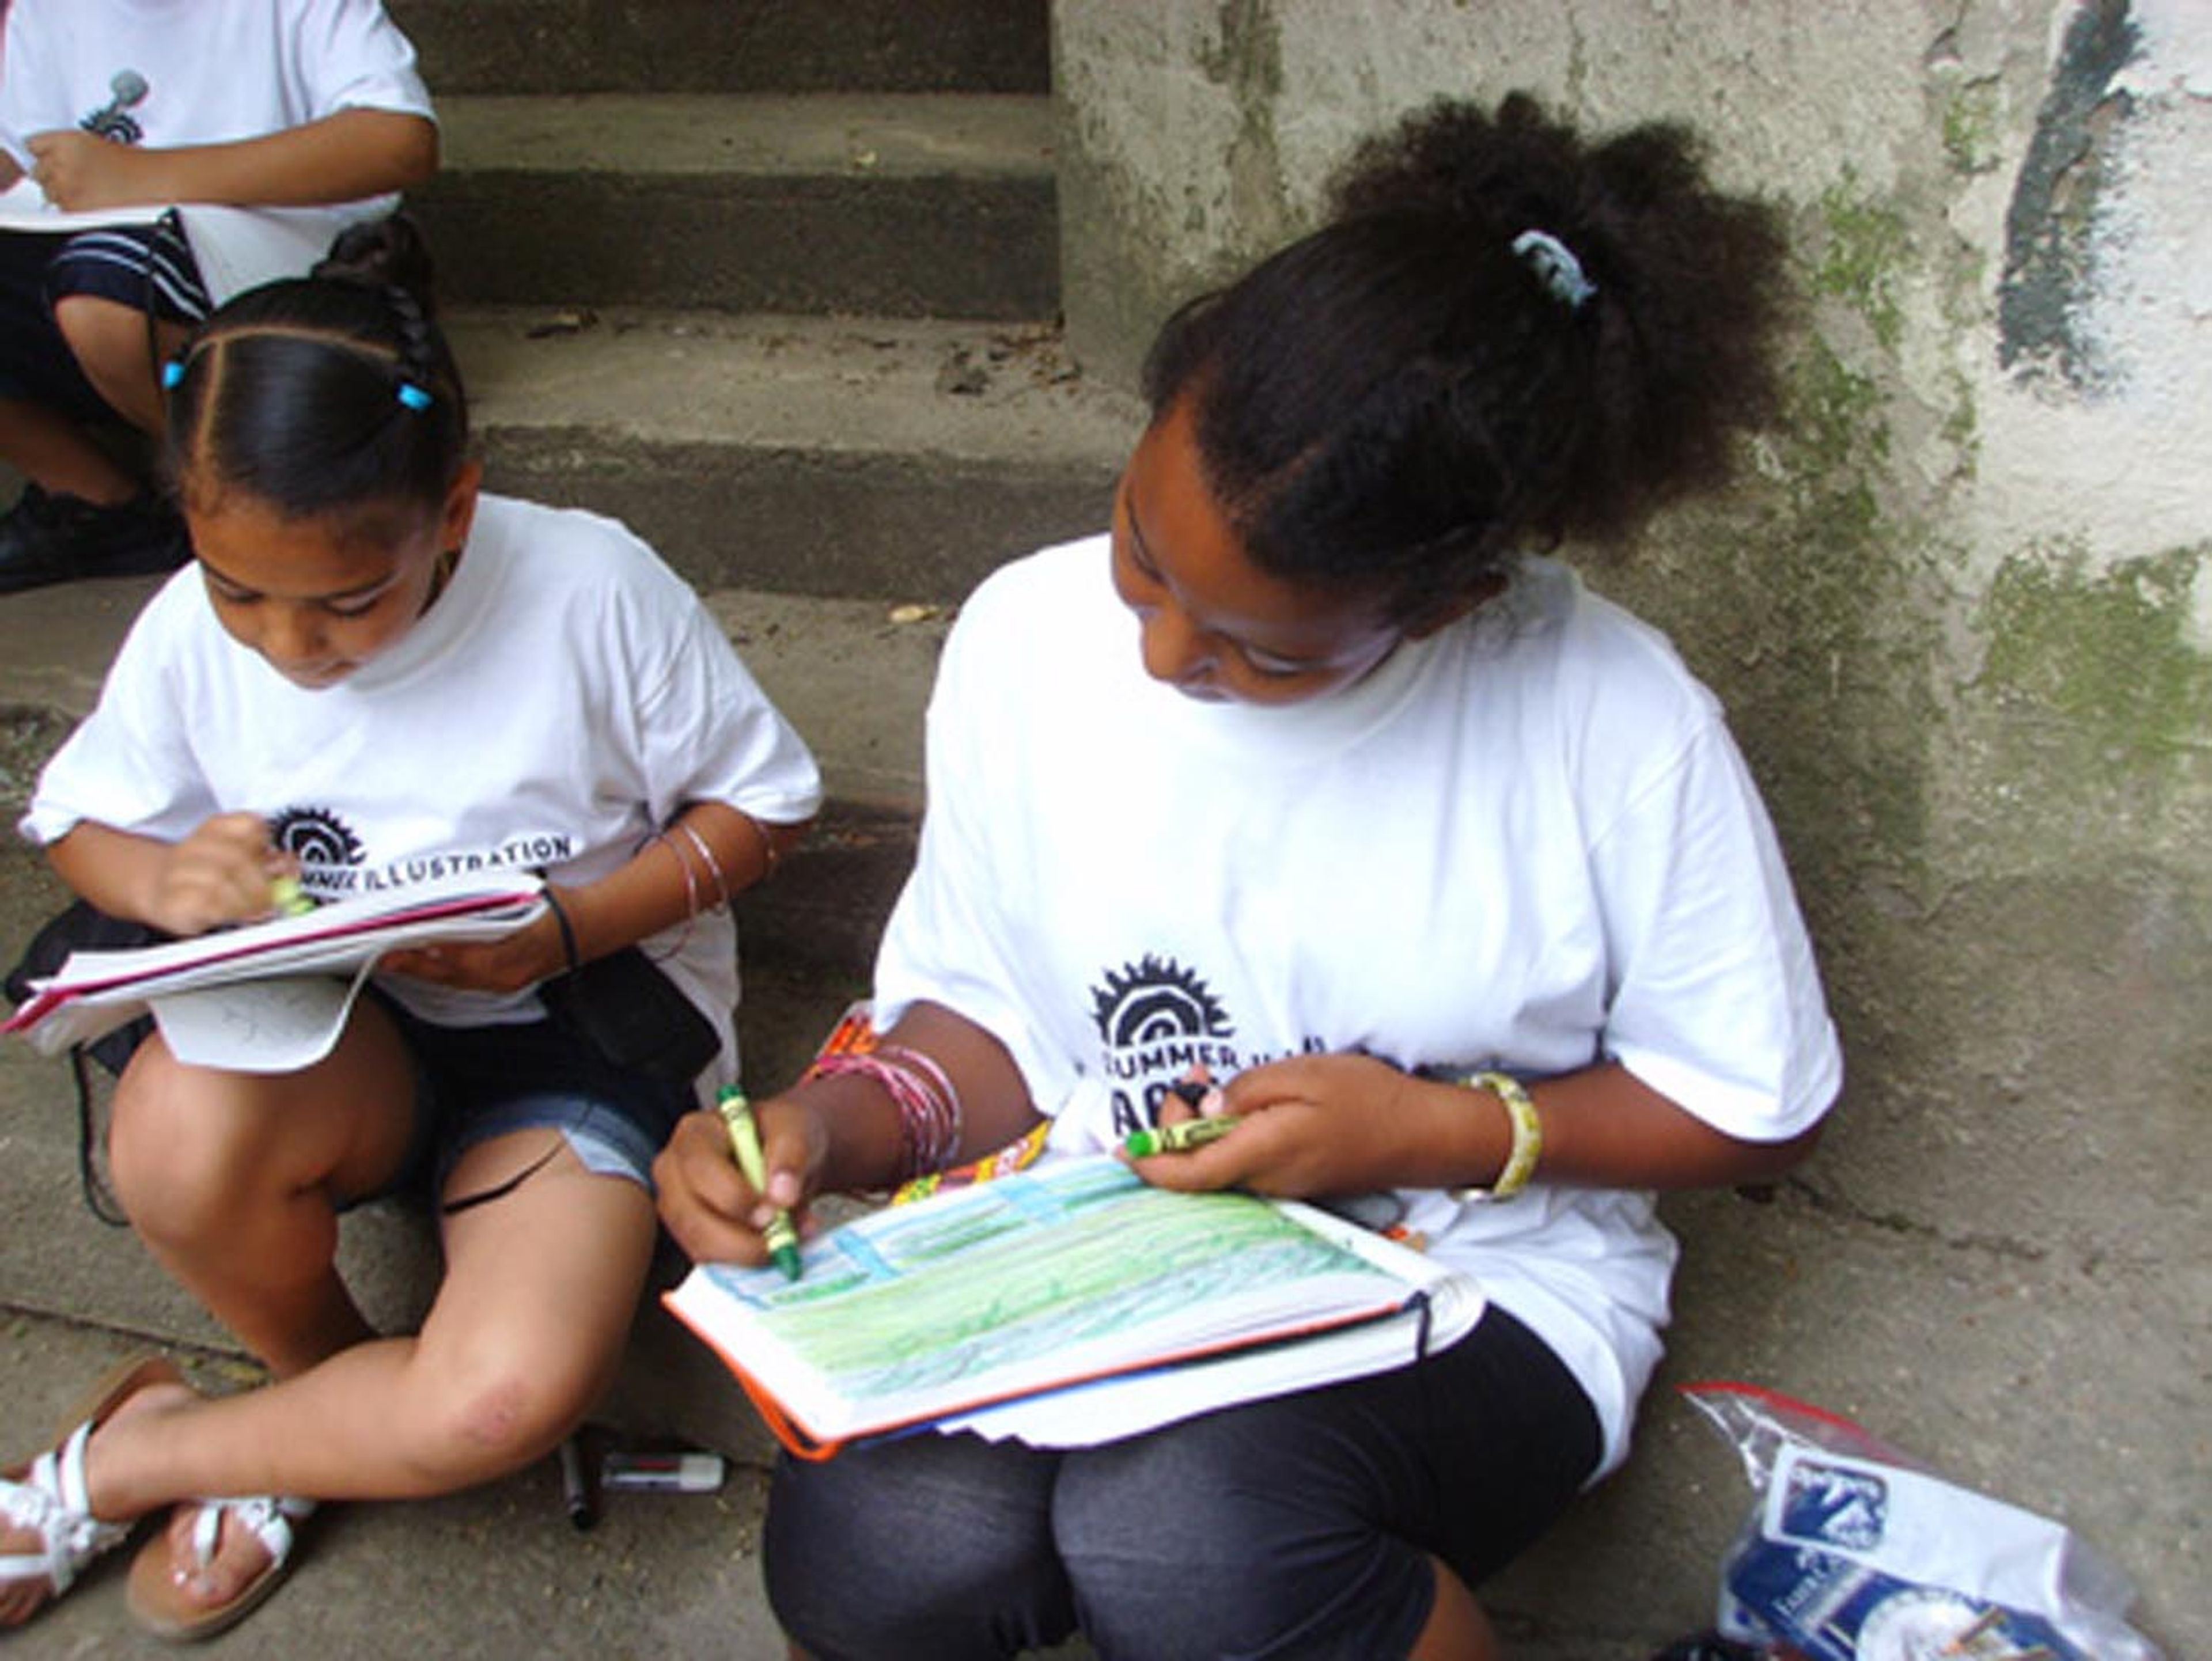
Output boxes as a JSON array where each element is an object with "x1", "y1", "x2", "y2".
[
  {"x1": 94, "y1": 1132, "x2": 658, "y2": 1611},
  {"x1": 1, "y1": 1007, "x2": 418, "y2": 1613},
  {"x1": 0, "y1": 395, "x2": 139, "y2": 503},
  {"x1": 104, "y1": 1009, "x2": 422, "y2": 1376},
  {"x1": 52, "y1": 295, "x2": 186, "y2": 436}
]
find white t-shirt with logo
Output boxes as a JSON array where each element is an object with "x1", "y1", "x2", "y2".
[
  {"x1": 22, "y1": 494, "x2": 823, "y2": 1092},
  {"x1": 0, "y1": 0, "x2": 437, "y2": 298},
  {"x1": 874, "y1": 534, "x2": 1841, "y2": 1474}
]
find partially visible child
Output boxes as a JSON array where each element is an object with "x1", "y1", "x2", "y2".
[
  {"x1": 0, "y1": 214, "x2": 821, "y2": 1639},
  {"x1": 0, "y1": 0, "x2": 437, "y2": 591}
]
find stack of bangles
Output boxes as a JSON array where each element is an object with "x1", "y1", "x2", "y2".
[{"x1": 805, "y1": 1044, "x2": 963, "y2": 1184}]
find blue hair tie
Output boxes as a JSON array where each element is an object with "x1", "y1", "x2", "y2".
[
  {"x1": 160, "y1": 359, "x2": 185, "y2": 389},
  {"x1": 395, "y1": 381, "x2": 433, "y2": 412}
]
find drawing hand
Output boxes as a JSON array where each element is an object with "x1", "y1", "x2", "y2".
[
  {"x1": 147, "y1": 813, "x2": 282, "y2": 936},
  {"x1": 1134, "y1": 1052, "x2": 1424, "y2": 1200},
  {"x1": 654, "y1": 1094, "x2": 826, "y2": 1268}
]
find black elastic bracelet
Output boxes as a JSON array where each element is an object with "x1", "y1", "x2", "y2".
[{"x1": 542, "y1": 886, "x2": 581, "y2": 973}]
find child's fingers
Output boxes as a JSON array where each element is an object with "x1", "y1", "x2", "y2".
[
  {"x1": 1161, "y1": 1067, "x2": 1219, "y2": 1124},
  {"x1": 653, "y1": 1111, "x2": 774, "y2": 1265},
  {"x1": 755, "y1": 1101, "x2": 817, "y2": 1211}
]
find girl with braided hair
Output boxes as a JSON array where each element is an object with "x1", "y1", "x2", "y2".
[
  {"x1": 656, "y1": 93, "x2": 1838, "y2": 1658},
  {"x1": 1, "y1": 213, "x2": 820, "y2": 1638}
]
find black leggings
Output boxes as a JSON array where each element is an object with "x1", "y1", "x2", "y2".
[{"x1": 763, "y1": 1306, "x2": 1601, "y2": 1661}]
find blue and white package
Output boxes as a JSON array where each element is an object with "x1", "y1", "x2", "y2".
[{"x1": 1681, "y1": 1382, "x2": 2163, "y2": 1660}]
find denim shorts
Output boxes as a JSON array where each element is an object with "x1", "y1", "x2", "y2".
[{"x1": 383, "y1": 997, "x2": 696, "y2": 1201}]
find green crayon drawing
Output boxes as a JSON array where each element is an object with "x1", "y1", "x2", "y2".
[{"x1": 695, "y1": 1159, "x2": 1404, "y2": 1405}]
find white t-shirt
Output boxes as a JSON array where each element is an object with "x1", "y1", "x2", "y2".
[
  {"x1": 874, "y1": 535, "x2": 1842, "y2": 1474},
  {"x1": 22, "y1": 494, "x2": 824, "y2": 1094},
  {"x1": 0, "y1": 0, "x2": 437, "y2": 298}
]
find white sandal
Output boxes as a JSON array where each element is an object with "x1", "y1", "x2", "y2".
[
  {"x1": 0, "y1": 1354, "x2": 184, "y2": 1624},
  {"x1": 127, "y1": 1491, "x2": 317, "y2": 1641}
]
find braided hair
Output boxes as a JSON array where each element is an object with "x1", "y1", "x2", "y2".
[
  {"x1": 161, "y1": 214, "x2": 469, "y2": 525},
  {"x1": 1143, "y1": 93, "x2": 1789, "y2": 626}
]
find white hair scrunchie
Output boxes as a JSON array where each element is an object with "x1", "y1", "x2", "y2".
[{"x1": 1512, "y1": 229, "x2": 1597, "y2": 310}]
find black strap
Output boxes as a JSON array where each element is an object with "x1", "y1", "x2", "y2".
[
  {"x1": 70, "y1": 1044, "x2": 128, "y2": 1227},
  {"x1": 145, "y1": 206, "x2": 186, "y2": 397},
  {"x1": 441, "y1": 1139, "x2": 565, "y2": 1216}
]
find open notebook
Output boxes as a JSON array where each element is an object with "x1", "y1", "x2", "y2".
[
  {"x1": 666, "y1": 1152, "x2": 1484, "y2": 1458},
  {"x1": 3, "y1": 870, "x2": 544, "y2": 1071}
]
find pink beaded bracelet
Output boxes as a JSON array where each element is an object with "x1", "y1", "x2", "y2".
[{"x1": 808, "y1": 1048, "x2": 964, "y2": 1182}]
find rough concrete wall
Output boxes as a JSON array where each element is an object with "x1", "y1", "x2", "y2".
[{"x1": 1055, "y1": 2, "x2": 2206, "y2": 1651}]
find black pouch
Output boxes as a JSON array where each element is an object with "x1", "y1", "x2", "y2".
[
  {"x1": 4, "y1": 898, "x2": 166, "y2": 1075},
  {"x1": 4, "y1": 899, "x2": 170, "y2": 1225},
  {"x1": 539, "y1": 945, "x2": 719, "y2": 1088}
]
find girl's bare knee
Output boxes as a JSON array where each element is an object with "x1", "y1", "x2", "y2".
[
  {"x1": 52, "y1": 294, "x2": 143, "y2": 376},
  {"x1": 108, "y1": 1062, "x2": 292, "y2": 1247},
  {"x1": 410, "y1": 1354, "x2": 594, "y2": 1485}
]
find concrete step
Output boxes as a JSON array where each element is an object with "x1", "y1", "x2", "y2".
[
  {"x1": 413, "y1": 93, "x2": 1060, "y2": 317},
  {"x1": 389, "y1": 0, "x2": 1050, "y2": 97},
  {"x1": 449, "y1": 306, "x2": 1141, "y2": 602}
]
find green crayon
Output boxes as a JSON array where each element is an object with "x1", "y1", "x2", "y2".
[
  {"x1": 717, "y1": 1086, "x2": 802, "y2": 1280},
  {"x1": 1123, "y1": 1114, "x2": 1240, "y2": 1158},
  {"x1": 270, "y1": 874, "x2": 315, "y2": 916}
]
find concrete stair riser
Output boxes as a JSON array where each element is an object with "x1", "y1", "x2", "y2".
[
  {"x1": 418, "y1": 172, "x2": 1058, "y2": 317},
  {"x1": 482, "y1": 439, "x2": 1111, "y2": 600},
  {"x1": 387, "y1": 0, "x2": 1050, "y2": 97},
  {"x1": 414, "y1": 94, "x2": 1059, "y2": 318},
  {"x1": 444, "y1": 309, "x2": 1141, "y2": 604}
]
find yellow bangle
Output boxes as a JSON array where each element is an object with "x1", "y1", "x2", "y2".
[{"x1": 1455, "y1": 1071, "x2": 1543, "y2": 1201}]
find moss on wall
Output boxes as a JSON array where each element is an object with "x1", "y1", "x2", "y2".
[
  {"x1": 1978, "y1": 543, "x2": 2212, "y2": 775},
  {"x1": 1813, "y1": 175, "x2": 1912, "y2": 352}
]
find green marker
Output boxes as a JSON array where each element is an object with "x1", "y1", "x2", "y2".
[
  {"x1": 1123, "y1": 1114, "x2": 1241, "y2": 1158},
  {"x1": 270, "y1": 874, "x2": 315, "y2": 916},
  {"x1": 717, "y1": 1086, "x2": 802, "y2": 1280}
]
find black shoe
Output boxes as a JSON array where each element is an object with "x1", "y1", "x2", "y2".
[{"x1": 0, "y1": 483, "x2": 193, "y2": 594}]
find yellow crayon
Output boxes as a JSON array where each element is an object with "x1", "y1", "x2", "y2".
[{"x1": 270, "y1": 874, "x2": 315, "y2": 916}]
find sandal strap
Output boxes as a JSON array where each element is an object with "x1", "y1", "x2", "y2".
[
  {"x1": 0, "y1": 1423, "x2": 130, "y2": 1596},
  {"x1": 185, "y1": 1494, "x2": 317, "y2": 1573}
]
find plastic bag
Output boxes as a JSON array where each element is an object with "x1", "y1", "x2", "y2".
[{"x1": 1677, "y1": 1381, "x2": 2162, "y2": 1660}]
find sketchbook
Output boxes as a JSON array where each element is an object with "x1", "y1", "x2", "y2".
[
  {"x1": 2, "y1": 870, "x2": 546, "y2": 1072},
  {"x1": 665, "y1": 1153, "x2": 1484, "y2": 1458}
]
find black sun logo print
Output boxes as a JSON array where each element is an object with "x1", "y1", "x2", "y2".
[
  {"x1": 266, "y1": 806, "x2": 364, "y2": 870},
  {"x1": 1090, "y1": 955, "x2": 1233, "y2": 1047}
]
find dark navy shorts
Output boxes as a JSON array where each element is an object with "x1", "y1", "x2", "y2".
[{"x1": 0, "y1": 218, "x2": 210, "y2": 415}]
